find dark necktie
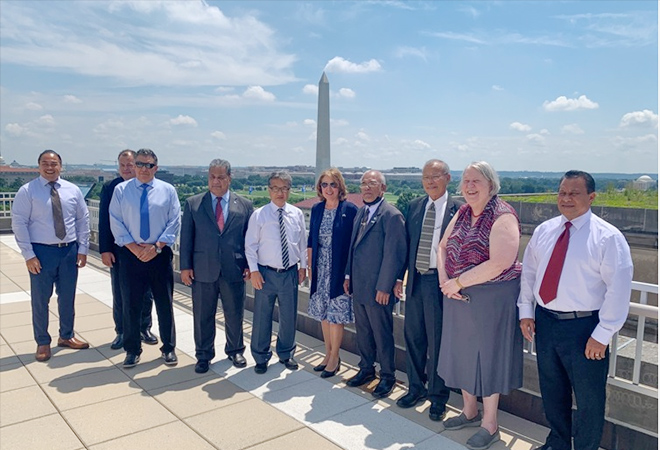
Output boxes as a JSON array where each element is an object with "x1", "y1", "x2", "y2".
[
  {"x1": 278, "y1": 207, "x2": 290, "y2": 269},
  {"x1": 357, "y1": 207, "x2": 369, "y2": 241},
  {"x1": 48, "y1": 182, "x2": 66, "y2": 240},
  {"x1": 415, "y1": 203, "x2": 435, "y2": 273},
  {"x1": 215, "y1": 198, "x2": 225, "y2": 232},
  {"x1": 539, "y1": 222, "x2": 572, "y2": 304},
  {"x1": 140, "y1": 183, "x2": 150, "y2": 241}
]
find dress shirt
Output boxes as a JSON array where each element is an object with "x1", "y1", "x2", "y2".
[
  {"x1": 424, "y1": 192, "x2": 448, "y2": 270},
  {"x1": 109, "y1": 177, "x2": 181, "y2": 246},
  {"x1": 518, "y1": 209, "x2": 633, "y2": 344},
  {"x1": 245, "y1": 201, "x2": 307, "y2": 271},
  {"x1": 211, "y1": 191, "x2": 230, "y2": 222},
  {"x1": 364, "y1": 198, "x2": 384, "y2": 223},
  {"x1": 12, "y1": 176, "x2": 90, "y2": 260}
]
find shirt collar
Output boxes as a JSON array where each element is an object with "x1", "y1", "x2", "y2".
[
  {"x1": 561, "y1": 209, "x2": 591, "y2": 231},
  {"x1": 269, "y1": 201, "x2": 288, "y2": 213},
  {"x1": 212, "y1": 191, "x2": 230, "y2": 204},
  {"x1": 134, "y1": 178, "x2": 154, "y2": 188},
  {"x1": 40, "y1": 176, "x2": 60, "y2": 186},
  {"x1": 426, "y1": 191, "x2": 448, "y2": 210}
]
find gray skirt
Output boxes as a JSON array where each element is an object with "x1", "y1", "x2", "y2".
[{"x1": 437, "y1": 278, "x2": 523, "y2": 397}]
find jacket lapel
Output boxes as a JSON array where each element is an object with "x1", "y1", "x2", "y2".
[{"x1": 202, "y1": 192, "x2": 219, "y2": 231}]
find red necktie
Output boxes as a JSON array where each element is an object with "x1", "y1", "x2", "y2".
[
  {"x1": 215, "y1": 198, "x2": 224, "y2": 232},
  {"x1": 539, "y1": 222, "x2": 572, "y2": 304}
]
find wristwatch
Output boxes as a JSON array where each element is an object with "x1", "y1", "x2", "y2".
[{"x1": 154, "y1": 245, "x2": 162, "y2": 254}]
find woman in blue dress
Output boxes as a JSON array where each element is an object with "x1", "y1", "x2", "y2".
[{"x1": 307, "y1": 168, "x2": 358, "y2": 378}]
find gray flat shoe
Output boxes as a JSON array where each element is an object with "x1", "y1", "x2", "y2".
[
  {"x1": 466, "y1": 427, "x2": 500, "y2": 450},
  {"x1": 442, "y1": 411, "x2": 482, "y2": 430}
]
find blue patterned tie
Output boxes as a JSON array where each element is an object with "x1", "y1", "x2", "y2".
[{"x1": 140, "y1": 183, "x2": 150, "y2": 241}]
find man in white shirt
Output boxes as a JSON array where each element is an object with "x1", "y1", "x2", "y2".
[
  {"x1": 245, "y1": 171, "x2": 307, "y2": 374},
  {"x1": 518, "y1": 170, "x2": 634, "y2": 450}
]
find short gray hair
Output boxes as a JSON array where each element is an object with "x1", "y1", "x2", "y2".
[
  {"x1": 268, "y1": 170, "x2": 292, "y2": 188},
  {"x1": 360, "y1": 170, "x2": 386, "y2": 185},
  {"x1": 136, "y1": 148, "x2": 158, "y2": 165},
  {"x1": 209, "y1": 159, "x2": 231, "y2": 176},
  {"x1": 463, "y1": 161, "x2": 500, "y2": 196},
  {"x1": 423, "y1": 159, "x2": 450, "y2": 175}
]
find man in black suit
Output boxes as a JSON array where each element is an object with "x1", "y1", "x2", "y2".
[
  {"x1": 180, "y1": 159, "x2": 254, "y2": 374},
  {"x1": 99, "y1": 149, "x2": 156, "y2": 350},
  {"x1": 344, "y1": 170, "x2": 407, "y2": 399},
  {"x1": 394, "y1": 159, "x2": 461, "y2": 421}
]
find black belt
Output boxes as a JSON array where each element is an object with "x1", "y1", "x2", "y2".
[
  {"x1": 34, "y1": 241, "x2": 76, "y2": 248},
  {"x1": 417, "y1": 268, "x2": 438, "y2": 275},
  {"x1": 542, "y1": 308, "x2": 597, "y2": 320},
  {"x1": 263, "y1": 264, "x2": 297, "y2": 273}
]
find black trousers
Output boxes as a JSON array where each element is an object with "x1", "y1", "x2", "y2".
[
  {"x1": 192, "y1": 276, "x2": 246, "y2": 361},
  {"x1": 117, "y1": 246, "x2": 176, "y2": 355},
  {"x1": 111, "y1": 245, "x2": 153, "y2": 334},
  {"x1": 354, "y1": 300, "x2": 395, "y2": 380},
  {"x1": 535, "y1": 305, "x2": 608, "y2": 450},
  {"x1": 403, "y1": 271, "x2": 450, "y2": 404}
]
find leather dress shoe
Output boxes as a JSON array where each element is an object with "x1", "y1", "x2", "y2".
[
  {"x1": 162, "y1": 351, "x2": 178, "y2": 366},
  {"x1": 228, "y1": 353, "x2": 247, "y2": 368},
  {"x1": 123, "y1": 352, "x2": 141, "y2": 368},
  {"x1": 429, "y1": 402, "x2": 447, "y2": 421},
  {"x1": 346, "y1": 369, "x2": 377, "y2": 387},
  {"x1": 533, "y1": 445, "x2": 554, "y2": 450},
  {"x1": 57, "y1": 337, "x2": 89, "y2": 349},
  {"x1": 320, "y1": 358, "x2": 341, "y2": 378},
  {"x1": 254, "y1": 362, "x2": 268, "y2": 374},
  {"x1": 140, "y1": 330, "x2": 158, "y2": 345},
  {"x1": 372, "y1": 377, "x2": 396, "y2": 399},
  {"x1": 35, "y1": 344, "x2": 51, "y2": 362},
  {"x1": 110, "y1": 334, "x2": 123, "y2": 350},
  {"x1": 279, "y1": 358, "x2": 299, "y2": 370},
  {"x1": 396, "y1": 390, "x2": 428, "y2": 408},
  {"x1": 313, "y1": 363, "x2": 327, "y2": 372},
  {"x1": 195, "y1": 359, "x2": 209, "y2": 374}
]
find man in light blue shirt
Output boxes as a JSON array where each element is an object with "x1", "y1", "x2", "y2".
[
  {"x1": 109, "y1": 148, "x2": 181, "y2": 368},
  {"x1": 12, "y1": 150, "x2": 91, "y2": 362}
]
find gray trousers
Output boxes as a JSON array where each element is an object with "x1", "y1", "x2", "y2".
[{"x1": 354, "y1": 300, "x2": 395, "y2": 380}]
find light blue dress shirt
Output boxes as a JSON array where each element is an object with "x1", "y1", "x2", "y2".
[
  {"x1": 211, "y1": 191, "x2": 230, "y2": 222},
  {"x1": 109, "y1": 177, "x2": 181, "y2": 246},
  {"x1": 12, "y1": 176, "x2": 90, "y2": 260}
]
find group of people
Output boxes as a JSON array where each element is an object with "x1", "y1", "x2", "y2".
[{"x1": 12, "y1": 149, "x2": 634, "y2": 450}]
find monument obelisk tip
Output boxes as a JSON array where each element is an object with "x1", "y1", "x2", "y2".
[{"x1": 315, "y1": 72, "x2": 331, "y2": 181}]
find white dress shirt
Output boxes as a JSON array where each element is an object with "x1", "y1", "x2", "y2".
[
  {"x1": 424, "y1": 192, "x2": 448, "y2": 270},
  {"x1": 517, "y1": 209, "x2": 634, "y2": 345},
  {"x1": 245, "y1": 201, "x2": 308, "y2": 271}
]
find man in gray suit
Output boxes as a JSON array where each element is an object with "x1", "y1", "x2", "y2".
[
  {"x1": 394, "y1": 159, "x2": 462, "y2": 421},
  {"x1": 344, "y1": 170, "x2": 407, "y2": 399},
  {"x1": 180, "y1": 159, "x2": 254, "y2": 374}
]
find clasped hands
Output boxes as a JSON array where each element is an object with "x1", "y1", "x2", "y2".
[{"x1": 128, "y1": 242, "x2": 161, "y2": 262}]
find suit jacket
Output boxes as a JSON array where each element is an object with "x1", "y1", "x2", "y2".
[
  {"x1": 402, "y1": 195, "x2": 463, "y2": 298},
  {"x1": 98, "y1": 176, "x2": 124, "y2": 254},
  {"x1": 345, "y1": 200, "x2": 407, "y2": 305},
  {"x1": 308, "y1": 200, "x2": 358, "y2": 299},
  {"x1": 179, "y1": 191, "x2": 254, "y2": 284}
]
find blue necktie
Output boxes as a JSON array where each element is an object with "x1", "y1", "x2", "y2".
[{"x1": 140, "y1": 183, "x2": 150, "y2": 241}]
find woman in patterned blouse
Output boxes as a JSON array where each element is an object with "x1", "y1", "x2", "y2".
[{"x1": 436, "y1": 161, "x2": 523, "y2": 450}]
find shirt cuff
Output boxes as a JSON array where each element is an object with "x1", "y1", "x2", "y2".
[
  {"x1": 518, "y1": 303, "x2": 535, "y2": 320},
  {"x1": 591, "y1": 325, "x2": 613, "y2": 346}
]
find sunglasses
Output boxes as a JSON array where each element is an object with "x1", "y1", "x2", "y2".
[
  {"x1": 136, "y1": 162, "x2": 156, "y2": 169},
  {"x1": 321, "y1": 182, "x2": 338, "y2": 189}
]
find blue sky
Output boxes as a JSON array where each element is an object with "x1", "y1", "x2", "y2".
[{"x1": 0, "y1": 1, "x2": 657, "y2": 173}]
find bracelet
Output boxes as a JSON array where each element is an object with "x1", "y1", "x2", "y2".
[{"x1": 455, "y1": 276, "x2": 465, "y2": 290}]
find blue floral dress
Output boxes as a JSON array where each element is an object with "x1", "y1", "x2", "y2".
[{"x1": 308, "y1": 208, "x2": 354, "y2": 324}]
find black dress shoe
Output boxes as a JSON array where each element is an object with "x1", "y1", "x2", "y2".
[
  {"x1": 228, "y1": 353, "x2": 247, "y2": 368},
  {"x1": 396, "y1": 390, "x2": 428, "y2": 408},
  {"x1": 123, "y1": 352, "x2": 141, "y2": 368},
  {"x1": 313, "y1": 363, "x2": 327, "y2": 372},
  {"x1": 372, "y1": 377, "x2": 396, "y2": 398},
  {"x1": 162, "y1": 351, "x2": 178, "y2": 366},
  {"x1": 195, "y1": 359, "x2": 209, "y2": 374},
  {"x1": 141, "y1": 330, "x2": 158, "y2": 345},
  {"x1": 429, "y1": 402, "x2": 447, "y2": 421},
  {"x1": 346, "y1": 369, "x2": 377, "y2": 387},
  {"x1": 254, "y1": 362, "x2": 268, "y2": 374},
  {"x1": 320, "y1": 358, "x2": 341, "y2": 378},
  {"x1": 110, "y1": 334, "x2": 123, "y2": 350},
  {"x1": 279, "y1": 358, "x2": 299, "y2": 370}
]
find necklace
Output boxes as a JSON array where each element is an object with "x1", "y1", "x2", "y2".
[{"x1": 471, "y1": 210, "x2": 483, "y2": 218}]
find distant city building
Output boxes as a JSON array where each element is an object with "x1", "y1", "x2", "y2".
[
  {"x1": 0, "y1": 166, "x2": 40, "y2": 184},
  {"x1": 632, "y1": 175, "x2": 657, "y2": 191}
]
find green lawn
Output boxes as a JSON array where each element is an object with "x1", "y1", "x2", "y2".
[{"x1": 501, "y1": 190, "x2": 658, "y2": 210}]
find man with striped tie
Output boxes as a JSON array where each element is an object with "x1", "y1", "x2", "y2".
[
  {"x1": 245, "y1": 171, "x2": 307, "y2": 374},
  {"x1": 395, "y1": 159, "x2": 462, "y2": 421}
]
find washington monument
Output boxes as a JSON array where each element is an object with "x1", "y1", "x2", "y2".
[{"x1": 315, "y1": 72, "x2": 331, "y2": 181}]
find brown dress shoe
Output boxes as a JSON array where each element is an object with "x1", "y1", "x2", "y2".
[
  {"x1": 36, "y1": 345, "x2": 51, "y2": 362},
  {"x1": 57, "y1": 337, "x2": 90, "y2": 350}
]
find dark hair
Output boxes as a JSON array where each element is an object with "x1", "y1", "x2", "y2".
[
  {"x1": 561, "y1": 170, "x2": 595, "y2": 194},
  {"x1": 38, "y1": 149, "x2": 62, "y2": 164},
  {"x1": 118, "y1": 149, "x2": 136, "y2": 160},
  {"x1": 136, "y1": 148, "x2": 158, "y2": 165},
  {"x1": 209, "y1": 159, "x2": 232, "y2": 176}
]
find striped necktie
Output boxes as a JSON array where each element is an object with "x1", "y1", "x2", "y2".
[
  {"x1": 48, "y1": 182, "x2": 66, "y2": 240},
  {"x1": 415, "y1": 202, "x2": 435, "y2": 273},
  {"x1": 140, "y1": 183, "x2": 150, "y2": 241},
  {"x1": 278, "y1": 207, "x2": 290, "y2": 269}
]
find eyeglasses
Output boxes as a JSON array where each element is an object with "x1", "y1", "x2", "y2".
[
  {"x1": 360, "y1": 181, "x2": 381, "y2": 189},
  {"x1": 321, "y1": 182, "x2": 338, "y2": 189},
  {"x1": 422, "y1": 174, "x2": 446, "y2": 183},
  {"x1": 135, "y1": 162, "x2": 156, "y2": 169},
  {"x1": 269, "y1": 186, "x2": 290, "y2": 193}
]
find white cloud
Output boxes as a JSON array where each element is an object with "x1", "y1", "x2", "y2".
[
  {"x1": 412, "y1": 139, "x2": 431, "y2": 149},
  {"x1": 38, "y1": 114, "x2": 55, "y2": 127},
  {"x1": 5, "y1": 123, "x2": 26, "y2": 136},
  {"x1": 526, "y1": 133, "x2": 545, "y2": 144},
  {"x1": 619, "y1": 109, "x2": 658, "y2": 128},
  {"x1": 210, "y1": 131, "x2": 226, "y2": 140},
  {"x1": 393, "y1": 46, "x2": 428, "y2": 61},
  {"x1": 356, "y1": 130, "x2": 371, "y2": 141},
  {"x1": 543, "y1": 95, "x2": 599, "y2": 111},
  {"x1": 215, "y1": 86, "x2": 235, "y2": 93},
  {"x1": 510, "y1": 122, "x2": 531, "y2": 132},
  {"x1": 331, "y1": 119, "x2": 349, "y2": 127},
  {"x1": 561, "y1": 123, "x2": 584, "y2": 134},
  {"x1": 492, "y1": 85, "x2": 504, "y2": 91},
  {"x1": 324, "y1": 56, "x2": 381, "y2": 74},
  {"x1": 302, "y1": 84, "x2": 318, "y2": 95},
  {"x1": 338, "y1": 88, "x2": 355, "y2": 99},
  {"x1": 63, "y1": 95, "x2": 82, "y2": 104},
  {"x1": 243, "y1": 86, "x2": 276, "y2": 101},
  {"x1": 334, "y1": 137, "x2": 348, "y2": 146},
  {"x1": 539, "y1": 129, "x2": 550, "y2": 135},
  {"x1": 26, "y1": 102, "x2": 43, "y2": 111},
  {"x1": 303, "y1": 119, "x2": 316, "y2": 127},
  {"x1": 170, "y1": 115, "x2": 198, "y2": 126}
]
